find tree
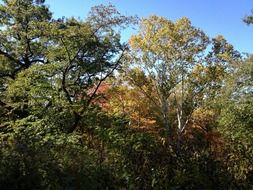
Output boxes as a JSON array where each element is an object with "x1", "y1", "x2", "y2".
[
  {"x1": 0, "y1": 1, "x2": 136, "y2": 132},
  {"x1": 0, "y1": 1, "x2": 137, "y2": 189},
  {"x1": 189, "y1": 35, "x2": 241, "y2": 132},
  {"x1": 0, "y1": 0, "x2": 52, "y2": 122},
  {"x1": 106, "y1": 77, "x2": 158, "y2": 130},
  {"x1": 128, "y1": 16, "x2": 209, "y2": 136},
  {"x1": 244, "y1": 9, "x2": 253, "y2": 25},
  {"x1": 218, "y1": 56, "x2": 253, "y2": 185}
]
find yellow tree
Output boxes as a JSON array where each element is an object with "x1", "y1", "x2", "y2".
[
  {"x1": 128, "y1": 16, "x2": 209, "y2": 136},
  {"x1": 105, "y1": 74, "x2": 158, "y2": 131}
]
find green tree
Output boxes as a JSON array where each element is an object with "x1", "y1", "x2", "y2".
[
  {"x1": 0, "y1": 1, "x2": 136, "y2": 131},
  {"x1": 0, "y1": 0, "x2": 52, "y2": 122},
  {"x1": 0, "y1": 1, "x2": 136, "y2": 189},
  {"x1": 244, "y1": 9, "x2": 253, "y2": 25},
  {"x1": 218, "y1": 56, "x2": 253, "y2": 186}
]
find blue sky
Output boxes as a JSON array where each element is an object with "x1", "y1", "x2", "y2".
[{"x1": 47, "y1": 0, "x2": 253, "y2": 54}]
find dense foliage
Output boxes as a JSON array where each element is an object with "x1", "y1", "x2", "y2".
[{"x1": 0, "y1": 0, "x2": 252, "y2": 189}]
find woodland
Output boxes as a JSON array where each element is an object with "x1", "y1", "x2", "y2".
[{"x1": 0, "y1": 0, "x2": 253, "y2": 189}]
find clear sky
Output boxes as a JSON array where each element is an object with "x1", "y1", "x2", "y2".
[{"x1": 46, "y1": 0, "x2": 253, "y2": 54}]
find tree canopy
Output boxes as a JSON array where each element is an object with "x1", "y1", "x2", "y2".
[{"x1": 0, "y1": 1, "x2": 252, "y2": 189}]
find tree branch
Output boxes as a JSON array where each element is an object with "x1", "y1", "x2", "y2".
[
  {"x1": 0, "y1": 49, "x2": 21, "y2": 65},
  {"x1": 86, "y1": 50, "x2": 124, "y2": 108}
]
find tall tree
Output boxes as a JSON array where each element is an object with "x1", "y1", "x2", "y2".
[
  {"x1": 0, "y1": 0, "x2": 52, "y2": 123},
  {"x1": 0, "y1": 1, "x2": 136, "y2": 132},
  {"x1": 218, "y1": 56, "x2": 253, "y2": 183},
  {"x1": 0, "y1": 1, "x2": 138, "y2": 189},
  {"x1": 0, "y1": 0, "x2": 51, "y2": 78},
  {"x1": 128, "y1": 16, "x2": 209, "y2": 136}
]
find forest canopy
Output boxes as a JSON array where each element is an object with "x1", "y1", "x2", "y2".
[{"x1": 0, "y1": 0, "x2": 252, "y2": 189}]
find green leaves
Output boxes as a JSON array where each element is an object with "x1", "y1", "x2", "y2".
[
  {"x1": 0, "y1": 1, "x2": 253, "y2": 189},
  {"x1": 217, "y1": 57, "x2": 253, "y2": 182},
  {"x1": 244, "y1": 9, "x2": 253, "y2": 25}
]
